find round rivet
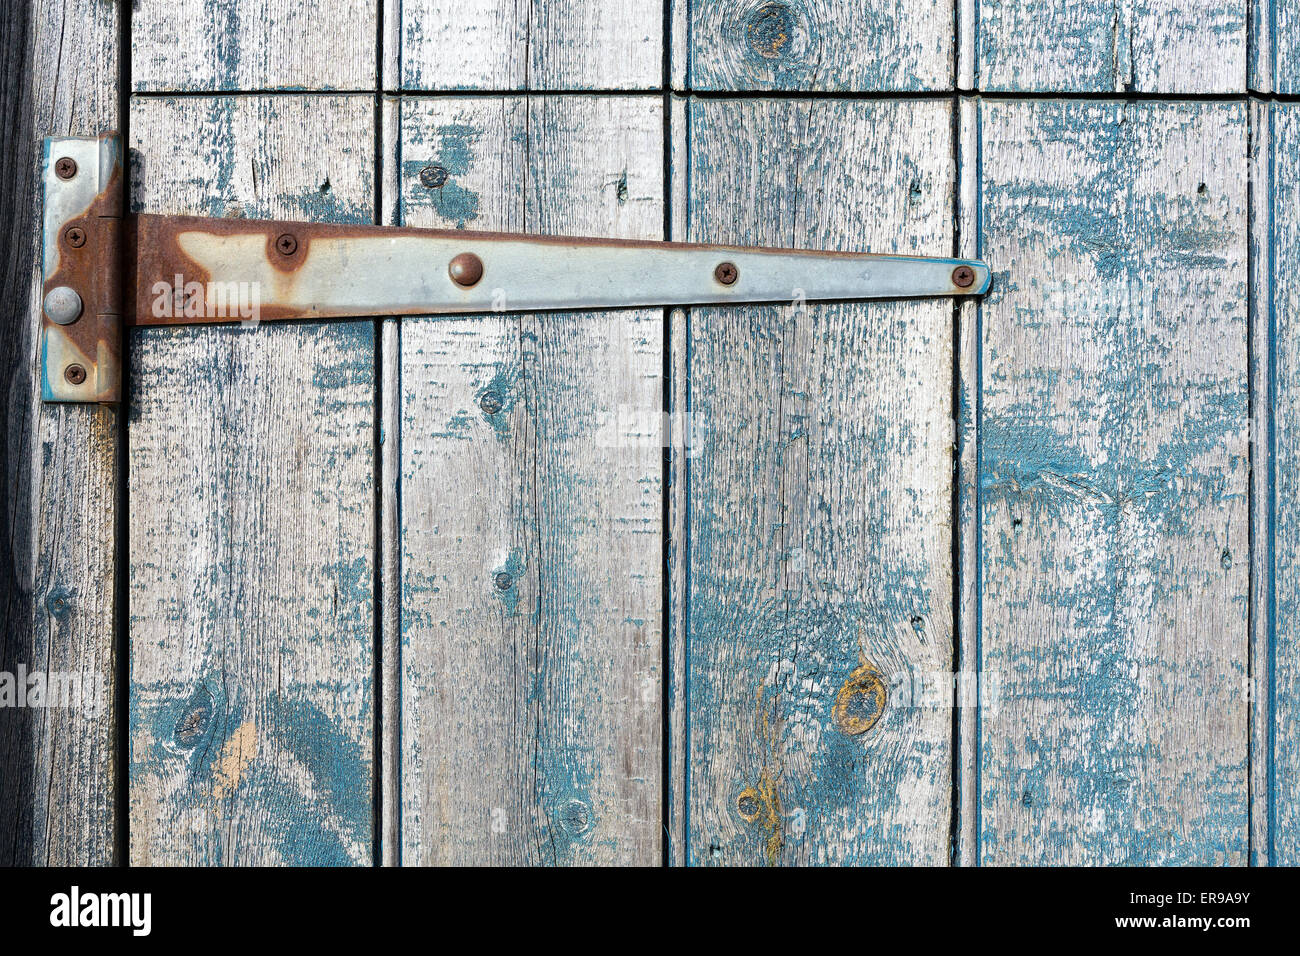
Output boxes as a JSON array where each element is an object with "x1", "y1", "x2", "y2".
[
  {"x1": 420, "y1": 165, "x2": 449, "y2": 188},
  {"x1": 64, "y1": 364, "x2": 87, "y2": 386},
  {"x1": 493, "y1": 571, "x2": 514, "y2": 591},
  {"x1": 54, "y1": 157, "x2": 77, "y2": 180},
  {"x1": 43, "y1": 286, "x2": 83, "y2": 325},
  {"x1": 276, "y1": 233, "x2": 298, "y2": 256},
  {"x1": 715, "y1": 261, "x2": 738, "y2": 285},
  {"x1": 480, "y1": 391, "x2": 503, "y2": 414},
  {"x1": 65, "y1": 225, "x2": 86, "y2": 248},
  {"x1": 952, "y1": 265, "x2": 976, "y2": 288},
  {"x1": 449, "y1": 252, "x2": 484, "y2": 288}
]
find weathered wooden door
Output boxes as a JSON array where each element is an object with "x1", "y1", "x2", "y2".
[{"x1": 2, "y1": 0, "x2": 1294, "y2": 865}]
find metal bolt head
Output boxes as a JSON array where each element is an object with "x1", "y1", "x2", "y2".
[
  {"x1": 715, "y1": 261, "x2": 739, "y2": 285},
  {"x1": 276, "y1": 233, "x2": 298, "y2": 256},
  {"x1": 493, "y1": 571, "x2": 514, "y2": 591},
  {"x1": 952, "y1": 265, "x2": 976, "y2": 289},
  {"x1": 65, "y1": 225, "x2": 86, "y2": 248},
  {"x1": 420, "y1": 165, "x2": 448, "y2": 188},
  {"x1": 449, "y1": 252, "x2": 484, "y2": 288},
  {"x1": 43, "y1": 286, "x2": 83, "y2": 325},
  {"x1": 64, "y1": 364, "x2": 87, "y2": 385},
  {"x1": 479, "y1": 391, "x2": 503, "y2": 415},
  {"x1": 54, "y1": 157, "x2": 77, "y2": 180}
]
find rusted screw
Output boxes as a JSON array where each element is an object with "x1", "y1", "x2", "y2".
[
  {"x1": 276, "y1": 233, "x2": 298, "y2": 256},
  {"x1": 65, "y1": 225, "x2": 86, "y2": 248},
  {"x1": 714, "y1": 261, "x2": 738, "y2": 286},
  {"x1": 493, "y1": 571, "x2": 514, "y2": 591},
  {"x1": 54, "y1": 157, "x2": 77, "y2": 180},
  {"x1": 952, "y1": 265, "x2": 976, "y2": 289},
  {"x1": 479, "y1": 391, "x2": 503, "y2": 414},
  {"x1": 420, "y1": 165, "x2": 448, "y2": 188},
  {"x1": 64, "y1": 364, "x2": 86, "y2": 385},
  {"x1": 449, "y1": 252, "x2": 484, "y2": 288}
]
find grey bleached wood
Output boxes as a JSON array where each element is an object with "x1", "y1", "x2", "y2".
[
  {"x1": 687, "y1": 0, "x2": 953, "y2": 91},
  {"x1": 0, "y1": 0, "x2": 119, "y2": 866},
  {"x1": 978, "y1": 0, "x2": 1245, "y2": 93},
  {"x1": 128, "y1": 95, "x2": 376, "y2": 865},
  {"x1": 679, "y1": 99, "x2": 955, "y2": 865},
  {"x1": 392, "y1": 0, "x2": 661, "y2": 90},
  {"x1": 132, "y1": 0, "x2": 377, "y2": 92},
  {"x1": 1269, "y1": 103, "x2": 1300, "y2": 864},
  {"x1": 394, "y1": 95, "x2": 663, "y2": 865},
  {"x1": 977, "y1": 101, "x2": 1249, "y2": 864}
]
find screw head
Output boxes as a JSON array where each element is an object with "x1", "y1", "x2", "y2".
[
  {"x1": 54, "y1": 157, "x2": 77, "y2": 180},
  {"x1": 479, "y1": 391, "x2": 503, "y2": 415},
  {"x1": 493, "y1": 571, "x2": 514, "y2": 591},
  {"x1": 64, "y1": 364, "x2": 87, "y2": 385},
  {"x1": 276, "y1": 233, "x2": 298, "y2": 256},
  {"x1": 420, "y1": 165, "x2": 448, "y2": 188},
  {"x1": 43, "y1": 286, "x2": 83, "y2": 325},
  {"x1": 65, "y1": 225, "x2": 86, "y2": 248},
  {"x1": 714, "y1": 261, "x2": 739, "y2": 286},
  {"x1": 952, "y1": 265, "x2": 976, "y2": 289},
  {"x1": 449, "y1": 252, "x2": 484, "y2": 288}
]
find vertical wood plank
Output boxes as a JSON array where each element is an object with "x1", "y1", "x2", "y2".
[
  {"x1": 954, "y1": 94, "x2": 980, "y2": 867},
  {"x1": 0, "y1": 0, "x2": 120, "y2": 866},
  {"x1": 132, "y1": 0, "x2": 377, "y2": 91},
  {"x1": 395, "y1": 95, "x2": 664, "y2": 865},
  {"x1": 395, "y1": 1, "x2": 661, "y2": 90},
  {"x1": 687, "y1": 0, "x2": 953, "y2": 91},
  {"x1": 1255, "y1": 0, "x2": 1300, "y2": 93},
  {"x1": 128, "y1": 95, "x2": 376, "y2": 865},
  {"x1": 977, "y1": 100, "x2": 1249, "y2": 864},
  {"x1": 681, "y1": 99, "x2": 956, "y2": 865},
  {"x1": 978, "y1": 0, "x2": 1246, "y2": 92},
  {"x1": 1268, "y1": 102, "x2": 1300, "y2": 865}
]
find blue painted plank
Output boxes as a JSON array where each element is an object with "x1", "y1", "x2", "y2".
[
  {"x1": 687, "y1": 0, "x2": 953, "y2": 91},
  {"x1": 680, "y1": 98, "x2": 957, "y2": 865},
  {"x1": 127, "y1": 95, "x2": 376, "y2": 865},
  {"x1": 976, "y1": 100, "x2": 1249, "y2": 864},
  {"x1": 978, "y1": 0, "x2": 1246, "y2": 92},
  {"x1": 1268, "y1": 102, "x2": 1300, "y2": 863}
]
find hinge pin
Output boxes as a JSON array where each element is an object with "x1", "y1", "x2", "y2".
[{"x1": 43, "y1": 286, "x2": 83, "y2": 325}]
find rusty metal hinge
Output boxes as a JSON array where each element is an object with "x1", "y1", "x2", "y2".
[{"x1": 41, "y1": 132, "x2": 991, "y2": 404}]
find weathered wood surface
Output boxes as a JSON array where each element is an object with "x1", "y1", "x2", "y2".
[
  {"x1": 675, "y1": 99, "x2": 956, "y2": 865},
  {"x1": 977, "y1": 0, "x2": 1246, "y2": 92},
  {"x1": 390, "y1": 0, "x2": 661, "y2": 89},
  {"x1": 392, "y1": 95, "x2": 664, "y2": 864},
  {"x1": 127, "y1": 95, "x2": 377, "y2": 865},
  {"x1": 0, "y1": 0, "x2": 120, "y2": 866},
  {"x1": 1269, "y1": 102, "x2": 1300, "y2": 865},
  {"x1": 1253, "y1": 0, "x2": 1300, "y2": 93},
  {"x1": 132, "y1": 0, "x2": 377, "y2": 91},
  {"x1": 683, "y1": 0, "x2": 953, "y2": 91},
  {"x1": 976, "y1": 100, "x2": 1249, "y2": 864}
]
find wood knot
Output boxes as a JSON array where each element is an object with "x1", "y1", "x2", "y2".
[
  {"x1": 832, "y1": 662, "x2": 887, "y2": 736},
  {"x1": 746, "y1": 2, "x2": 795, "y2": 60}
]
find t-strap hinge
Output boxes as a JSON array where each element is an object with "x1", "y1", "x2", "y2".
[{"x1": 41, "y1": 131, "x2": 992, "y2": 404}]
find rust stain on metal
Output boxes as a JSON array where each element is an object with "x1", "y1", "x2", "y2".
[
  {"x1": 42, "y1": 136, "x2": 124, "y2": 402},
  {"x1": 275, "y1": 233, "x2": 298, "y2": 256}
]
